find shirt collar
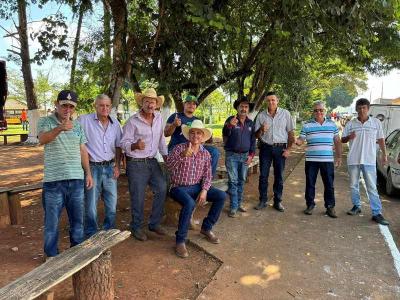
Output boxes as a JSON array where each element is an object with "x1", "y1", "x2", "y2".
[{"x1": 94, "y1": 113, "x2": 114, "y2": 124}]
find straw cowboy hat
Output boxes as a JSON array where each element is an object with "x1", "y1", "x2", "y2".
[
  {"x1": 233, "y1": 95, "x2": 255, "y2": 112},
  {"x1": 182, "y1": 119, "x2": 212, "y2": 143},
  {"x1": 134, "y1": 88, "x2": 164, "y2": 108}
]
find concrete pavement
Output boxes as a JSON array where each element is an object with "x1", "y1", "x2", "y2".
[{"x1": 188, "y1": 157, "x2": 400, "y2": 299}]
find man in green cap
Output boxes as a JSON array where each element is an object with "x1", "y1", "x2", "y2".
[{"x1": 164, "y1": 95, "x2": 220, "y2": 176}]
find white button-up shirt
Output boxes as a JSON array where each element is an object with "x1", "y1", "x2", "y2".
[
  {"x1": 342, "y1": 117, "x2": 384, "y2": 166},
  {"x1": 255, "y1": 108, "x2": 294, "y2": 144}
]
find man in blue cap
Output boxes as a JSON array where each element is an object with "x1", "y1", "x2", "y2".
[{"x1": 38, "y1": 90, "x2": 93, "y2": 258}]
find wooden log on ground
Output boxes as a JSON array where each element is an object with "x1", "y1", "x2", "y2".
[
  {"x1": 0, "y1": 230, "x2": 130, "y2": 300},
  {"x1": 0, "y1": 188, "x2": 11, "y2": 228},
  {"x1": 73, "y1": 250, "x2": 114, "y2": 300},
  {"x1": 8, "y1": 193, "x2": 23, "y2": 225}
]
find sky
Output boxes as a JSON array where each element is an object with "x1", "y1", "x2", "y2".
[{"x1": 0, "y1": 3, "x2": 399, "y2": 105}]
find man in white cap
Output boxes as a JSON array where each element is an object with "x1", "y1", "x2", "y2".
[
  {"x1": 37, "y1": 90, "x2": 93, "y2": 258},
  {"x1": 167, "y1": 120, "x2": 226, "y2": 258},
  {"x1": 120, "y1": 88, "x2": 168, "y2": 241}
]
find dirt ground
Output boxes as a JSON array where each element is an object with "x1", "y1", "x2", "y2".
[{"x1": 0, "y1": 139, "x2": 305, "y2": 299}]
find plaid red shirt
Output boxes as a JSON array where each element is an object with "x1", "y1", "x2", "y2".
[{"x1": 166, "y1": 143, "x2": 212, "y2": 191}]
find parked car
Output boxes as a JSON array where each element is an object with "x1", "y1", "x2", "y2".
[
  {"x1": 369, "y1": 104, "x2": 400, "y2": 137},
  {"x1": 377, "y1": 128, "x2": 400, "y2": 196}
]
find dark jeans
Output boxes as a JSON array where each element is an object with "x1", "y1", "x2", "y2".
[
  {"x1": 305, "y1": 161, "x2": 335, "y2": 208},
  {"x1": 126, "y1": 159, "x2": 167, "y2": 232},
  {"x1": 42, "y1": 179, "x2": 85, "y2": 257},
  {"x1": 258, "y1": 144, "x2": 286, "y2": 204},
  {"x1": 169, "y1": 184, "x2": 226, "y2": 244}
]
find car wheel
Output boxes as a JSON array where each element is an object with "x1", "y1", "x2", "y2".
[{"x1": 386, "y1": 170, "x2": 396, "y2": 196}]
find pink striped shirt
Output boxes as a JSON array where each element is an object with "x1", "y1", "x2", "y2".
[
  {"x1": 167, "y1": 143, "x2": 212, "y2": 191},
  {"x1": 120, "y1": 111, "x2": 168, "y2": 158}
]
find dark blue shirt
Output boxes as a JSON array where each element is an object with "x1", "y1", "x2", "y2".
[
  {"x1": 167, "y1": 112, "x2": 199, "y2": 152},
  {"x1": 223, "y1": 115, "x2": 256, "y2": 155}
]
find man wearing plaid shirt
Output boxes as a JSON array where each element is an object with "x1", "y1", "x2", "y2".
[{"x1": 167, "y1": 120, "x2": 226, "y2": 258}]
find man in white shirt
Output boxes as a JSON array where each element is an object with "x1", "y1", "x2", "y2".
[{"x1": 341, "y1": 98, "x2": 389, "y2": 225}]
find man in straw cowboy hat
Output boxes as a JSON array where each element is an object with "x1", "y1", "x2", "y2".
[
  {"x1": 164, "y1": 94, "x2": 220, "y2": 177},
  {"x1": 223, "y1": 95, "x2": 256, "y2": 218},
  {"x1": 120, "y1": 88, "x2": 168, "y2": 241},
  {"x1": 167, "y1": 119, "x2": 226, "y2": 258}
]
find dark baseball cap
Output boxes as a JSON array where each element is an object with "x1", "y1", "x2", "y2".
[{"x1": 57, "y1": 90, "x2": 78, "y2": 107}]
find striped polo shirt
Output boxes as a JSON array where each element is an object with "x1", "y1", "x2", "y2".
[
  {"x1": 299, "y1": 118, "x2": 339, "y2": 162},
  {"x1": 37, "y1": 113, "x2": 87, "y2": 182}
]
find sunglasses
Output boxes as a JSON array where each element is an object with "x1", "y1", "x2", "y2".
[{"x1": 313, "y1": 109, "x2": 325, "y2": 112}]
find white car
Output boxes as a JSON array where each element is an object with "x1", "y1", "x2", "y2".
[{"x1": 377, "y1": 129, "x2": 400, "y2": 195}]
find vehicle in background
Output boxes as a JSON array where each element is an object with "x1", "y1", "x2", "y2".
[
  {"x1": 369, "y1": 104, "x2": 400, "y2": 137},
  {"x1": 5, "y1": 108, "x2": 23, "y2": 125},
  {"x1": 377, "y1": 128, "x2": 400, "y2": 196}
]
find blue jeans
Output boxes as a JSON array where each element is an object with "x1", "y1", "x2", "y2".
[
  {"x1": 305, "y1": 161, "x2": 335, "y2": 208},
  {"x1": 204, "y1": 145, "x2": 220, "y2": 177},
  {"x1": 84, "y1": 164, "x2": 117, "y2": 238},
  {"x1": 225, "y1": 151, "x2": 248, "y2": 211},
  {"x1": 169, "y1": 184, "x2": 226, "y2": 244},
  {"x1": 126, "y1": 159, "x2": 167, "y2": 231},
  {"x1": 42, "y1": 179, "x2": 85, "y2": 257},
  {"x1": 348, "y1": 164, "x2": 382, "y2": 216},
  {"x1": 258, "y1": 144, "x2": 286, "y2": 204}
]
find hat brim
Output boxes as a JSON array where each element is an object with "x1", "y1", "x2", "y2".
[
  {"x1": 182, "y1": 125, "x2": 212, "y2": 143},
  {"x1": 135, "y1": 93, "x2": 164, "y2": 108},
  {"x1": 233, "y1": 100, "x2": 255, "y2": 112},
  {"x1": 58, "y1": 100, "x2": 77, "y2": 107}
]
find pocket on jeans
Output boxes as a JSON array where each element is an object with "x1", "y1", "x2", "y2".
[{"x1": 43, "y1": 181, "x2": 61, "y2": 190}]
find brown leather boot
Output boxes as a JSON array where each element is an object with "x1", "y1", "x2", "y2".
[
  {"x1": 175, "y1": 243, "x2": 189, "y2": 258},
  {"x1": 200, "y1": 229, "x2": 220, "y2": 244}
]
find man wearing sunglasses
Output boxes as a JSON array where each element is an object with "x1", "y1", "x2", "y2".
[{"x1": 296, "y1": 101, "x2": 342, "y2": 218}]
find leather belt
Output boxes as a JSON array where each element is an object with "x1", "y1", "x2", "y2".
[
  {"x1": 126, "y1": 156, "x2": 155, "y2": 162},
  {"x1": 89, "y1": 159, "x2": 114, "y2": 166},
  {"x1": 260, "y1": 141, "x2": 287, "y2": 147},
  {"x1": 271, "y1": 143, "x2": 287, "y2": 147}
]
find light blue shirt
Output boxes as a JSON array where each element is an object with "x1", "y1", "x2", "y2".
[
  {"x1": 299, "y1": 118, "x2": 339, "y2": 162},
  {"x1": 78, "y1": 113, "x2": 122, "y2": 162}
]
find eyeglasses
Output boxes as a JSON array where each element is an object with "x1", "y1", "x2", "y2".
[{"x1": 313, "y1": 109, "x2": 325, "y2": 112}]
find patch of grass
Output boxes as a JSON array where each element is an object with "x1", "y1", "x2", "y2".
[
  {"x1": 206, "y1": 123, "x2": 224, "y2": 138},
  {"x1": 0, "y1": 125, "x2": 28, "y2": 135}
]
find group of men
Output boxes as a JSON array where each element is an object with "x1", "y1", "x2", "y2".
[{"x1": 38, "y1": 88, "x2": 389, "y2": 260}]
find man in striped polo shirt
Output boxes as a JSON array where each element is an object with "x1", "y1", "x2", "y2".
[
  {"x1": 38, "y1": 90, "x2": 93, "y2": 257},
  {"x1": 296, "y1": 101, "x2": 342, "y2": 218}
]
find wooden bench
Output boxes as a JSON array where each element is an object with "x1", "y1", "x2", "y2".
[
  {"x1": 216, "y1": 155, "x2": 260, "y2": 181},
  {"x1": 0, "y1": 133, "x2": 28, "y2": 145},
  {"x1": 0, "y1": 182, "x2": 43, "y2": 228},
  {"x1": 0, "y1": 229, "x2": 130, "y2": 300}
]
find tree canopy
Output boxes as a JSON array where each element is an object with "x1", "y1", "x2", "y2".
[{"x1": 1, "y1": 0, "x2": 400, "y2": 114}]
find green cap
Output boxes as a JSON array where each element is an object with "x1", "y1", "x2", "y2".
[{"x1": 183, "y1": 95, "x2": 198, "y2": 105}]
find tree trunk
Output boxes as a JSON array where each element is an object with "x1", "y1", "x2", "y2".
[
  {"x1": 101, "y1": 0, "x2": 112, "y2": 90},
  {"x1": 72, "y1": 250, "x2": 114, "y2": 299},
  {"x1": 69, "y1": 4, "x2": 85, "y2": 89},
  {"x1": 106, "y1": 0, "x2": 128, "y2": 108},
  {"x1": 17, "y1": 0, "x2": 38, "y2": 144}
]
